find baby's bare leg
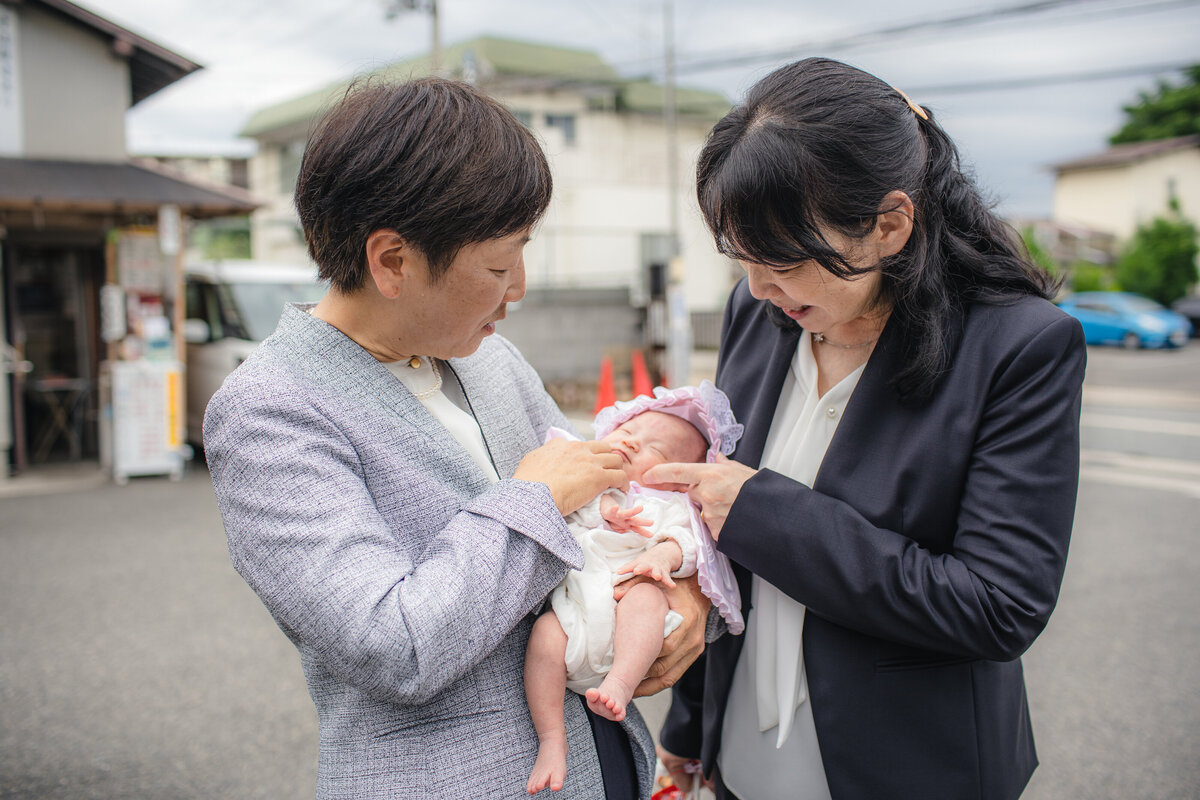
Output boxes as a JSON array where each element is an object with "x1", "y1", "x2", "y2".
[
  {"x1": 585, "y1": 582, "x2": 669, "y2": 722},
  {"x1": 525, "y1": 611, "x2": 570, "y2": 794}
]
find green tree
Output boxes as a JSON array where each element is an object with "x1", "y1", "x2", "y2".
[
  {"x1": 1069, "y1": 261, "x2": 1115, "y2": 293},
  {"x1": 190, "y1": 217, "x2": 252, "y2": 260},
  {"x1": 1114, "y1": 208, "x2": 1199, "y2": 304},
  {"x1": 1021, "y1": 227, "x2": 1057, "y2": 276},
  {"x1": 1110, "y1": 65, "x2": 1200, "y2": 144}
]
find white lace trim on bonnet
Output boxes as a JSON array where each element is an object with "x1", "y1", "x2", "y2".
[{"x1": 591, "y1": 380, "x2": 744, "y2": 464}]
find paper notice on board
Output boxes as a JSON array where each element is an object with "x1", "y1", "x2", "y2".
[
  {"x1": 117, "y1": 229, "x2": 168, "y2": 293},
  {"x1": 158, "y1": 204, "x2": 181, "y2": 256},
  {"x1": 100, "y1": 284, "x2": 126, "y2": 343}
]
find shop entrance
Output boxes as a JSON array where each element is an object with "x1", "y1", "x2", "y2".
[{"x1": 4, "y1": 241, "x2": 105, "y2": 471}]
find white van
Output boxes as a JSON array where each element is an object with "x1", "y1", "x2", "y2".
[{"x1": 183, "y1": 260, "x2": 327, "y2": 446}]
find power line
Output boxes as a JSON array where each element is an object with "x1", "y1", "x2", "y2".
[
  {"x1": 904, "y1": 60, "x2": 1196, "y2": 96},
  {"x1": 490, "y1": 0, "x2": 1198, "y2": 106},
  {"x1": 669, "y1": 0, "x2": 1200, "y2": 76},
  {"x1": 811, "y1": 0, "x2": 1200, "y2": 58},
  {"x1": 626, "y1": 0, "x2": 1114, "y2": 76},
  {"x1": 513, "y1": 0, "x2": 1196, "y2": 89}
]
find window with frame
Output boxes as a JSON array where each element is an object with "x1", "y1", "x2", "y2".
[
  {"x1": 544, "y1": 113, "x2": 577, "y2": 146},
  {"x1": 278, "y1": 140, "x2": 305, "y2": 194}
]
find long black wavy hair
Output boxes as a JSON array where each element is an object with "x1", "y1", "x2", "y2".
[{"x1": 697, "y1": 57, "x2": 1058, "y2": 402}]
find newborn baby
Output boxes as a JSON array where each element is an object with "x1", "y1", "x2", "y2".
[{"x1": 524, "y1": 382, "x2": 744, "y2": 794}]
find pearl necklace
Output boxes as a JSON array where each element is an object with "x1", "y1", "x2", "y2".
[
  {"x1": 404, "y1": 355, "x2": 443, "y2": 399},
  {"x1": 812, "y1": 332, "x2": 879, "y2": 350}
]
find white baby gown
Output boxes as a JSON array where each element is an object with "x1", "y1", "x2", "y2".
[{"x1": 551, "y1": 484, "x2": 698, "y2": 693}]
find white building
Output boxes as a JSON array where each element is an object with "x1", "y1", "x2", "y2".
[
  {"x1": 240, "y1": 35, "x2": 739, "y2": 313},
  {"x1": 1052, "y1": 134, "x2": 1200, "y2": 240}
]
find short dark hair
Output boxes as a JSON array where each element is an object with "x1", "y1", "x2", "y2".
[
  {"x1": 697, "y1": 57, "x2": 1057, "y2": 402},
  {"x1": 294, "y1": 77, "x2": 552, "y2": 292}
]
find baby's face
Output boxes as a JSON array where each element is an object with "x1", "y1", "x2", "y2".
[{"x1": 600, "y1": 411, "x2": 708, "y2": 484}]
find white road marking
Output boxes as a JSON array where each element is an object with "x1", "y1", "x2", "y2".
[
  {"x1": 1079, "y1": 450, "x2": 1200, "y2": 500},
  {"x1": 1083, "y1": 386, "x2": 1200, "y2": 411},
  {"x1": 1080, "y1": 413, "x2": 1200, "y2": 438},
  {"x1": 1081, "y1": 449, "x2": 1200, "y2": 477},
  {"x1": 1079, "y1": 466, "x2": 1200, "y2": 500}
]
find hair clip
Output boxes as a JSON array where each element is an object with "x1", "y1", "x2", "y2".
[{"x1": 892, "y1": 86, "x2": 929, "y2": 121}]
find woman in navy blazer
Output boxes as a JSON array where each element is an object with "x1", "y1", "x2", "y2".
[{"x1": 649, "y1": 58, "x2": 1086, "y2": 799}]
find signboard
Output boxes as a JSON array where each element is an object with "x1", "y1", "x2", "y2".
[
  {"x1": 158, "y1": 204, "x2": 181, "y2": 256},
  {"x1": 0, "y1": 6, "x2": 22, "y2": 156},
  {"x1": 109, "y1": 360, "x2": 184, "y2": 483},
  {"x1": 100, "y1": 284, "x2": 126, "y2": 343}
]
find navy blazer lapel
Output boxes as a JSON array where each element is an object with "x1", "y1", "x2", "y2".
[
  {"x1": 811, "y1": 314, "x2": 906, "y2": 502},
  {"x1": 722, "y1": 310, "x2": 801, "y2": 469},
  {"x1": 715, "y1": 299, "x2": 802, "y2": 612}
]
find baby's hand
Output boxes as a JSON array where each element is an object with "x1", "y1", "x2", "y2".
[
  {"x1": 601, "y1": 501, "x2": 652, "y2": 536},
  {"x1": 616, "y1": 542, "x2": 681, "y2": 588}
]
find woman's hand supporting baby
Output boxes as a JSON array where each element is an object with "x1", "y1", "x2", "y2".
[
  {"x1": 514, "y1": 438, "x2": 628, "y2": 516},
  {"x1": 613, "y1": 573, "x2": 710, "y2": 697},
  {"x1": 641, "y1": 453, "x2": 758, "y2": 540}
]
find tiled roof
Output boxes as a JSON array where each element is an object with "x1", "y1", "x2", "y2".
[
  {"x1": 0, "y1": 158, "x2": 257, "y2": 218},
  {"x1": 1052, "y1": 134, "x2": 1200, "y2": 172}
]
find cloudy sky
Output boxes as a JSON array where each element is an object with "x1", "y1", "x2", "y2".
[{"x1": 78, "y1": 0, "x2": 1200, "y2": 216}]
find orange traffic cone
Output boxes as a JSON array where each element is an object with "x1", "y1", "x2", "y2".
[
  {"x1": 631, "y1": 349, "x2": 654, "y2": 398},
  {"x1": 593, "y1": 356, "x2": 617, "y2": 415}
]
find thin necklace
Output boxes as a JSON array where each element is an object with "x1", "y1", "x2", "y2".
[
  {"x1": 812, "y1": 332, "x2": 879, "y2": 349},
  {"x1": 406, "y1": 356, "x2": 443, "y2": 399}
]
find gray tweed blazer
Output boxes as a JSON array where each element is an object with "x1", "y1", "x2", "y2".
[{"x1": 204, "y1": 304, "x2": 655, "y2": 799}]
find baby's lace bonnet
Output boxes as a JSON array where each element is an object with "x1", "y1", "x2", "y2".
[{"x1": 592, "y1": 380, "x2": 744, "y2": 464}]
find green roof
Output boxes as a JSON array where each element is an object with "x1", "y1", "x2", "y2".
[
  {"x1": 437, "y1": 35, "x2": 619, "y2": 82},
  {"x1": 241, "y1": 35, "x2": 622, "y2": 138},
  {"x1": 613, "y1": 79, "x2": 730, "y2": 118},
  {"x1": 241, "y1": 36, "x2": 731, "y2": 138}
]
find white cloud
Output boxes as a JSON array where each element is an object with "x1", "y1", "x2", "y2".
[{"x1": 74, "y1": 0, "x2": 1200, "y2": 214}]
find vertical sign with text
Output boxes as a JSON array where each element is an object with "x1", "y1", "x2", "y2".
[{"x1": 0, "y1": 6, "x2": 22, "y2": 156}]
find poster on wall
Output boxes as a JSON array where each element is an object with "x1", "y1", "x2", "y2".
[
  {"x1": 110, "y1": 227, "x2": 177, "y2": 362},
  {"x1": 116, "y1": 228, "x2": 172, "y2": 294},
  {"x1": 100, "y1": 229, "x2": 186, "y2": 483}
]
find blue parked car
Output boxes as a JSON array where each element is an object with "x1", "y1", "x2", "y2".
[{"x1": 1057, "y1": 291, "x2": 1192, "y2": 349}]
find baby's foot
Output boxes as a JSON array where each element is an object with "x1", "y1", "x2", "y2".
[
  {"x1": 584, "y1": 678, "x2": 634, "y2": 723},
  {"x1": 527, "y1": 737, "x2": 568, "y2": 794}
]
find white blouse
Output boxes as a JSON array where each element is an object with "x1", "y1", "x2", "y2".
[
  {"x1": 384, "y1": 359, "x2": 500, "y2": 483},
  {"x1": 303, "y1": 304, "x2": 501, "y2": 484},
  {"x1": 718, "y1": 332, "x2": 866, "y2": 800}
]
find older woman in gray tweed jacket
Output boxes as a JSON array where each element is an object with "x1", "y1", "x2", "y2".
[{"x1": 203, "y1": 79, "x2": 707, "y2": 799}]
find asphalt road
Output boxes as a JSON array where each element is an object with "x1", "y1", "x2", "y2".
[
  {"x1": 1, "y1": 343, "x2": 1197, "y2": 799},
  {"x1": 1022, "y1": 344, "x2": 1200, "y2": 800}
]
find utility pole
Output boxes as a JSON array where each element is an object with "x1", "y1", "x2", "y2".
[
  {"x1": 662, "y1": 0, "x2": 692, "y2": 387},
  {"x1": 430, "y1": 0, "x2": 441, "y2": 76},
  {"x1": 384, "y1": 0, "x2": 441, "y2": 75},
  {"x1": 663, "y1": 0, "x2": 679, "y2": 258}
]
